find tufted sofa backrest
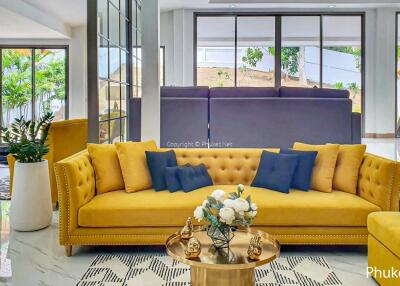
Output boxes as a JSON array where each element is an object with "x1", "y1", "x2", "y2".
[
  {"x1": 174, "y1": 148, "x2": 279, "y2": 185},
  {"x1": 358, "y1": 153, "x2": 400, "y2": 211}
]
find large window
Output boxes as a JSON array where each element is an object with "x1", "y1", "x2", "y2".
[
  {"x1": 96, "y1": 0, "x2": 140, "y2": 144},
  {"x1": 197, "y1": 16, "x2": 236, "y2": 87},
  {"x1": 195, "y1": 13, "x2": 364, "y2": 112},
  {"x1": 323, "y1": 16, "x2": 362, "y2": 113},
  {"x1": 237, "y1": 17, "x2": 275, "y2": 87},
  {"x1": 0, "y1": 47, "x2": 67, "y2": 128},
  {"x1": 281, "y1": 16, "x2": 320, "y2": 88}
]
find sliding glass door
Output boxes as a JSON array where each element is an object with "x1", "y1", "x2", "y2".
[
  {"x1": 0, "y1": 47, "x2": 68, "y2": 128},
  {"x1": 322, "y1": 16, "x2": 362, "y2": 112},
  {"x1": 196, "y1": 16, "x2": 236, "y2": 87},
  {"x1": 237, "y1": 17, "x2": 275, "y2": 87},
  {"x1": 281, "y1": 16, "x2": 320, "y2": 88},
  {"x1": 194, "y1": 13, "x2": 364, "y2": 113}
]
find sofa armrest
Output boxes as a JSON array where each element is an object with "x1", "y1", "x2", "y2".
[
  {"x1": 358, "y1": 153, "x2": 400, "y2": 211},
  {"x1": 54, "y1": 150, "x2": 95, "y2": 245},
  {"x1": 351, "y1": 112, "x2": 361, "y2": 144}
]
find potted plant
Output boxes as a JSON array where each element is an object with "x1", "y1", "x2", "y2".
[
  {"x1": 193, "y1": 184, "x2": 258, "y2": 249},
  {"x1": 2, "y1": 112, "x2": 54, "y2": 231}
]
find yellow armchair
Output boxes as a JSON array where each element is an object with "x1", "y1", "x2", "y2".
[{"x1": 7, "y1": 119, "x2": 88, "y2": 206}]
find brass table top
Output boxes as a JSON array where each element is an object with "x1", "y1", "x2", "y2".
[{"x1": 166, "y1": 227, "x2": 280, "y2": 270}]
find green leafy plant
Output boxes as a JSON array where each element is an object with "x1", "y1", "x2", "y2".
[
  {"x1": 1, "y1": 49, "x2": 65, "y2": 125},
  {"x1": 216, "y1": 69, "x2": 232, "y2": 87},
  {"x1": 1, "y1": 112, "x2": 55, "y2": 163},
  {"x1": 242, "y1": 47, "x2": 263, "y2": 68},
  {"x1": 268, "y1": 47, "x2": 300, "y2": 80},
  {"x1": 334, "y1": 82, "x2": 345, "y2": 90}
]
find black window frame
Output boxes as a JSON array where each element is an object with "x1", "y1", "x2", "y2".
[
  {"x1": 0, "y1": 45, "x2": 69, "y2": 130},
  {"x1": 194, "y1": 12, "x2": 365, "y2": 135},
  {"x1": 88, "y1": 0, "x2": 141, "y2": 143}
]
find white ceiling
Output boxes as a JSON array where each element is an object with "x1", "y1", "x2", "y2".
[
  {"x1": 0, "y1": 5, "x2": 68, "y2": 39},
  {"x1": 160, "y1": 0, "x2": 400, "y2": 11},
  {"x1": 22, "y1": 0, "x2": 87, "y2": 27}
]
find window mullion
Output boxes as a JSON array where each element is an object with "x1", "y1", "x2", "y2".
[
  {"x1": 31, "y1": 48, "x2": 35, "y2": 121},
  {"x1": 320, "y1": 15, "x2": 323, "y2": 88},
  {"x1": 234, "y1": 15, "x2": 238, "y2": 87},
  {"x1": 275, "y1": 16, "x2": 282, "y2": 87}
]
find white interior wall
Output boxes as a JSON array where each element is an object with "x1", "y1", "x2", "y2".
[
  {"x1": 0, "y1": 25, "x2": 88, "y2": 120},
  {"x1": 160, "y1": 8, "x2": 398, "y2": 136}
]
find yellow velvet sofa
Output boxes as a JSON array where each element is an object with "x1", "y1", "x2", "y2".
[
  {"x1": 54, "y1": 148, "x2": 400, "y2": 256},
  {"x1": 8, "y1": 119, "x2": 88, "y2": 207},
  {"x1": 368, "y1": 212, "x2": 400, "y2": 286}
]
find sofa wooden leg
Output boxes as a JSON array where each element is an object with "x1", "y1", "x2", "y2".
[{"x1": 65, "y1": 245, "x2": 72, "y2": 257}]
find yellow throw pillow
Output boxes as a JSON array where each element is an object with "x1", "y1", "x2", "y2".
[
  {"x1": 332, "y1": 144, "x2": 366, "y2": 194},
  {"x1": 293, "y1": 142, "x2": 340, "y2": 193},
  {"x1": 87, "y1": 144, "x2": 125, "y2": 194},
  {"x1": 115, "y1": 140, "x2": 158, "y2": 193}
]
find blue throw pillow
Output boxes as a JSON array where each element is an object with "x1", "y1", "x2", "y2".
[
  {"x1": 146, "y1": 150, "x2": 178, "y2": 191},
  {"x1": 164, "y1": 166, "x2": 182, "y2": 192},
  {"x1": 251, "y1": 151, "x2": 298, "y2": 194},
  {"x1": 177, "y1": 164, "x2": 213, "y2": 192},
  {"x1": 280, "y1": 148, "x2": 317, "y2": 191}
]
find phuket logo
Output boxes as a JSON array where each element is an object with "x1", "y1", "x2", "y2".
[{"x1": 367, "y1": 266, "x2": 400, "y2": 279}]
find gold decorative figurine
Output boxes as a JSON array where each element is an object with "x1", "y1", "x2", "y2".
[
  {"x1": 185, "y1": 237, "x2": 202, "y2": 259},
  {"x1": 180, "y1": 217, "x2": 194, "y2": 240},
  {"x1": 247, "y1": 233, "x2": 263, "y2": 260}
]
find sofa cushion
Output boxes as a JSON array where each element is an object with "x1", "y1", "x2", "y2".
[
  {"x1": 164, "y1": 166, "x2": 182, "y2": 192},
  {"x1": 279, "y1": 86, "x2": 349, "y2": 98},
  {"x1": 178, "y1": 164, "x2": 213, "y2": 192},
  {"x1": 368, "y1": 212, "x2": 400, "y2": 258},
  {"x1": 251, "y1": 151, "x2": 298, "y2": 194},
  {"x1": 87, "y1": 144, "x2": 124, "y2": 194},
  {"x1": 161, "y1": 86, "x2": 209, "y2": 98},
  {"x1": 146, "y1": 150, "x2": 178, "y2": 191},
  {"x1": 280, "y1": 149, "x2": 317, "y2": 191},
  {"x1": 115, "y1": 140, "x2": 157, "y2": 193},
  {"x1": 210, "y1": 87, "x2": 279, "y2": 98},
  {"x1": 78, "y1": 185, "x2": 380, "y2": 228},
  {"x1": 293, "y1": 142, "x2": 339, "y2": 193},
  {"x1": 332, "y1": 144, "x2": 366, "y2": 194}
]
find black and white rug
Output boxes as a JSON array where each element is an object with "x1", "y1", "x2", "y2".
[{"x1": 77, "y1": 253, "x2": 342, "y2": 286}]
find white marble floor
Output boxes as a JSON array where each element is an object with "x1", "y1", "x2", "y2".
[
  {"x1": 0, "y1": 204, "x2": 377, "y2": 286},
  {"x1": 1, "y1": 138, "x2": 398, "y2": 286}
]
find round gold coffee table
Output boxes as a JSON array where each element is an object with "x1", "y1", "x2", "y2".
[{"x1": 166, "y1": 227, "x2": 280, "y2": 286}]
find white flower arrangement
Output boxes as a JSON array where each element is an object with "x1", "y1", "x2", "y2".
[{"x1": 193, "y1": 184, "x2": 257, "y2": 229}]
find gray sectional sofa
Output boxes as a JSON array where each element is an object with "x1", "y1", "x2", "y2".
[{"x1": 130, "y1": 86, "x2": 361, "y2": 148}]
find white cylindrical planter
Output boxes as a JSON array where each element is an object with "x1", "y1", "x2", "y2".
[{"x1": 10, "y1": 160, "x2": 52, "y2": 231}]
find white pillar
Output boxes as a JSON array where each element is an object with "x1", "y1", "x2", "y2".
[
  {"x1": 141, "y1": 0, "x2": 160, "y2": 145},
  {"x1": 374, "y1": 8, "x2": 396, "y2": 135}
]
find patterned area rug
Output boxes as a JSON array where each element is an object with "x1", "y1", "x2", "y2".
[
  {"x1": 77, "y1": 254, "x2": 342, "y2": 286},
  {"x1": 0, "y1": 175, "x2": 10, "y2": 200}
]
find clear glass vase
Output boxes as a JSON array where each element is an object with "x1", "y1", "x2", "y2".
[{"x1": 207, "y1": 223, "x2": 234, "y2": 249}]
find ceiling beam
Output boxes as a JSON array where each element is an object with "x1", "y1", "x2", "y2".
[
  {"x1": 210, "y1": 0, "x2": 400, "y2": 3},
  {"x1": 0, "y1": 0, "x2": 71, "y2": 38}
]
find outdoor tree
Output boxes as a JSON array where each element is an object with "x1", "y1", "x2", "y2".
[
  {"x1": 1, "y1": 49, "x2": 65, "y2": 126},
  {"x1": 1, "y1": 49, "x2": 32, "y2": 125},
  {"x1": 268, "y1": 47, "x2": 305, "y2": 83},
  {"x1": 239, "y1": 47, "x2": 264, "y2": 84}
]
